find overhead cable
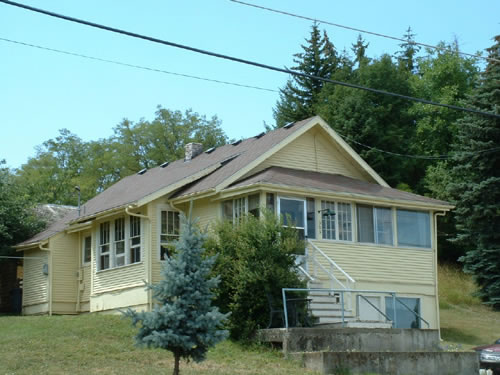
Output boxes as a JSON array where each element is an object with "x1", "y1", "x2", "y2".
[
  {"x1": 0, "y1": 0, "x2": 499, "y2": 120},
  {"x1": 229, "y1": 0, "x2": 500, "y2": 64},
  {"x1": 0, "y1": 37, "x2": 277, "y2": 93}
]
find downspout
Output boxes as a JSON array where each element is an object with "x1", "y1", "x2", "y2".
[
  {"x1": 434, "y1": 211, "x2": 446, "y2": 340},
  {"x1": 168, "y1": 200, "x2": 184, "y2": 214},
  {"x1": 126, "y1": 206, "x2": 152, "y2": 310},
  {"x1": 39, "y1": 242, "x2": 52, "y2": 316},
  {"x1": 76, "y1": 232, "x2": 81, "y2": 314}
]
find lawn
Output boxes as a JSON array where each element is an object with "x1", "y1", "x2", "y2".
[{"x1": 0, "y1": 314, "x2": 318, "y2": 375}]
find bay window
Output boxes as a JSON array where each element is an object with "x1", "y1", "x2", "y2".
[{"x1": 222, "y1": 194, "x2": 260, "y2": 224}]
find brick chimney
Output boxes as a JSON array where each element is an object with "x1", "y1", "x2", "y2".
[{"x1": 184, "y1": 143, "x2": 203, "y2": 162}]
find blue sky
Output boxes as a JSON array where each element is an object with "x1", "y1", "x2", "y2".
[{"x1": 1, "y1": 0, "x2": 498, "y2": 169}]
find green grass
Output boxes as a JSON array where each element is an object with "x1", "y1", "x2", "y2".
[
  {"x1": 438, "y1": 264, "x2": 500, "y2": 350},
  {"x1": 0, "y1": 314, "x2": 318, "y2": 375}
]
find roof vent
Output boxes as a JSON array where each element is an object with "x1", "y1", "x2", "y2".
[
  {"x1": 185, "y1": 143, "x2": 203, "y2": 162},
  {"x1": 137, "y1": 168, "x2": 147, "y2": 175},
  {"x1": 283, "y1": 122, "x2": 295, "y2": 129},
  {"x1": 255, "y1": 132, "x2": 265, "y2": 138},
  {"x1": 231, "y1": 139, "x2": 242, "y2": 146},
  {"x1": 160, "y1": 161, "x2": 169, "y2": 168},
  {"x1": 205, "y1": 147, "x2": 216, "y2": 154}
]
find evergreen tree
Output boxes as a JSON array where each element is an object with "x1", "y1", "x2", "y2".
[
  {"x1": 447, "y1": 35, "x2": 500, "y2": 308},
  {"x1": 351, "y1": 34, "x2": 370, "y2": 68},
  {"x1": 273, "y1": 23, "x2": 339, "y2": 127},
  {"x1": 124, "y1": 213, "x2": 229, "y2": 375},
  {"x1": 396, "y1": 27, "x2": 420, "y2": 73}
]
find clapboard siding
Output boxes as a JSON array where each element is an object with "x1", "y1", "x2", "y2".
[
  {"x1": 309, "y1": 240, "x2": 435, "y2": 285},
  {"x1": 22, "y1": 249, "x2": 49, "y2": 306},
  {"x1": 81, "y1": 265, "x2": 91, "y2": 302},
  {"x1": 250, "y1": 128, "x2": 368, "y2": 181},
  {"x1": 93, "y1": 263, "x2": 145, "y2": 294},
  {"x1": 51, "y1": 233, "x2": 79, "y2": 306}
]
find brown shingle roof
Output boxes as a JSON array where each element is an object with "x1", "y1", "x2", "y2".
[
  {"x1": 228, "y1": 166, "x2": 453, "y2": 208},
  {"x1": 17, "y1": 118, "x2": 313, "y2": 245}
]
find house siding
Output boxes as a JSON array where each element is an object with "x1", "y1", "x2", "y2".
[
  {"x1": 22, "y1": 248, "x2": 49, "y2": 311},
  {"x1": 249, "y1": 128, "x2": 369, "y2": 181},
  {"x1": 51, "y1": 232, "x2": 79, "y2": 313}
]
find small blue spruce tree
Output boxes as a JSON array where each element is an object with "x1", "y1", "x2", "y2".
[{"x1": 124, "y1": 213, "x2": 229, "y2": 375}]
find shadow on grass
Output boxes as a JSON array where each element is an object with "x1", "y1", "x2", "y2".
[{"x1": 441, "y1": 327, "x2": 482, "y2": 345}]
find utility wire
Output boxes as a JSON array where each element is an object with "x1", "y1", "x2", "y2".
[
  {"x1": 229, "y1": 0, "x2": 499, "y2": 64},
  {"x1": 0, "y1": 37, "x2": 277, "y2": 93},
  {"x1": 0, "y1": 0, "x2": 499, "y2": 120},
  {"x1": 5, "y1": 38, "x2": 499, "y2": 162}
]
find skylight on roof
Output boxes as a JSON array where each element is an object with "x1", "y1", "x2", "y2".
[
  {"x1": 205, "y1": 147, "x2": 216, "y2": 154},
  {"x1": 231, "y1": 139, "x2": 242, "y2": 146},
  {"x1": 283, "y1": 122, "x2": 295, "y2": 129},
  {"x1": 137, "y1": 168, "x2": 147, "y2": 175},
  {"x1": 255, "y1": 132, "x2": 265, "y2": 138}
]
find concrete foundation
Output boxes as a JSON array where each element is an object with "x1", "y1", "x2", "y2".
[{"x1": 291, "y1": 351, "x2": 479, "y2": 375}]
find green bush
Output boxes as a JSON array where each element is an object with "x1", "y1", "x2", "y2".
[{"x1": 206, "y1": 210, "x2": 306, "y2": 340}]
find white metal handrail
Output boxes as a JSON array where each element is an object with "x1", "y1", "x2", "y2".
[
  {"x1": 307, "y1": 240, "x2": 356, "y2": 283},
  {"x1": 297, "y1": 265, "x2": 314, "y2": 282},
  {"x1": 310, "y1": 256, "x2": 347, "y2": 289}
]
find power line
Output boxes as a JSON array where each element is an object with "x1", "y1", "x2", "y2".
[
  {"x1": 0, "y1": 37, "x2": 277, "y2": 93},
  {"x1": 229, "y1": 0, "x2": 500, "y2": 64},
  {"x1": 0, "y1": 0, "x2": 499, "y2": 120}
]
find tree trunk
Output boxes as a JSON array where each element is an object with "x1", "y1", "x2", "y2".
[{"x1": 172, "y1": 351, "x2": 180, "y2": 375}]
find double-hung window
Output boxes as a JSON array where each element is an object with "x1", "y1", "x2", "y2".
[
  {"x1": 357, "y1": 205, "x2": 393, "y2": 245},
  {"x1": 83, "y1": 235, "x2": 92, "y2": 265},
  {"x1": 160, "y1": 210, "x2": 180, "y2": 260},
  {"x1": 321, "y1": 201, "x2": 353, "y2": 241},
  {"x1": 114, "y1": 218, "x2": 126, "y2": 267},
  {"x1": 130, "y1": 216, "x2": 141, "y2": 264},
  {"x1": 99, "y1": 222, "x2": 110, "y2": 270}
]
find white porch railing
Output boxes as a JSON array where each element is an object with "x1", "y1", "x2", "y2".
[{"x1": 306, "y1": 239, "x2": 356, "y2": 309}]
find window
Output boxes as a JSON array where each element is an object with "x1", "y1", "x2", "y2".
[
  {"x1": 385, "y1": 297, "x2": 421, "y2": 328},
  {"x1": 306, "y1": 198, "x2": 316, "y2": 239},
  {"x1": 160, "y1": 210, "x2": 180, "y2": 260},
  {"x1": 222, "y1": 194, "x2": 261, "y2": 224},
  {"x1": 114, "y1": 218, "x2": 125, "y2": 267},
  {"x1": 83, "y1": 235, "x2": 91, "y2": 264},
  {"x1": 357, "y1": 205, "x2": 393, "y2": 245},
  {"x1": 266, "y1": 193, "x2": 275, "y2": 214},
  {"x1": 321, "y1": 201, "x2": 352, "y2": 241},
  {"x1": 99, "y1": 222, "x2": 110, "y2": 270},
  {"x1": 130, "y1": 216, "x2": 141, "y2": 264},
  {"x1": 279, "y1": 197, "x2": 306, "y2": 240},
  {"x1": 397, "y1": 210, "x2": 431, "y2": 248}
]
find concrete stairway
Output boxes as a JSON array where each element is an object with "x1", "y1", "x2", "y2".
[{"x1": 307, "y1": 280, "x2": 355, "y2": 324}]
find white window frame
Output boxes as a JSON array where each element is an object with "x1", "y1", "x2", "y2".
[
  {"x1": 82, "y1": 234, "x2": 92, "y2": 266},
  {"x1": 113, "y1": 217, "x2": 126, "y2": 267},
  {"x1": 277, "y1": 196, "x2": 307, "y2": 238},
  {"x1": 98, "y1": 222, "x2": 111, "y2": 271},
  {"x1": 221, "y1": 194, "x2": 260, "y2": 224},
  {"x1": 129, "y1": 215, "x2": 141, "y2": 264},
  {"x1": 158, "y1": 205, "x2": 180, "y2": 261},
  {"x1": 356, "y1": 204, "x2": 394, "y2": 246},
  {"x1": 396, "y1": 209, "x2": 432, "y2": 249},
  {"x1": 321, "y1": 200, "x2": 353, "y2": 242}
]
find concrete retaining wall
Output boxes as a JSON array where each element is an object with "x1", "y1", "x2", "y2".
[
  {"x1": 292, "y1": 351, "x2": 479, "y2": 375},
  {"x1": 258, "y1": 328, "x2": 441, "y2": 353}
]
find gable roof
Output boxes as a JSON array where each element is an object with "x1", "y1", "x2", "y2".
[{"x1": 227, "y1": 166, "x2": 453, "y2": 209}]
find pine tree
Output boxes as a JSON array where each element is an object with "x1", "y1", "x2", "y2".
[
  {"x1": 273, "y1": 23, "x2": 339, "y2": 127},
  {"x1": 448, "y1": 35, "x2": 500, "y2": 309},
  {"x1": 351, "y1": 34, "x2": 370, "y2": 68},
  {"x1": 124, "y1": 213, "x2": 229, "y2": 375},
  {"x1": 396, "y1": 27, "x2": 420, "y2": 73}
]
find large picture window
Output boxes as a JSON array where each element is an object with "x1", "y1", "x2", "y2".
[
  {"x1": 357, "y1": 205, "x2": 393, "y2": 245},
  {"x1": 160, "y1": 210, "x2": 180, "y2": 260},
  {"x1": 397, "y1": 210, "x2": 431, "y2": 248}
]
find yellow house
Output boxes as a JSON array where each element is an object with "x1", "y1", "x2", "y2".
[{"x1": 16, "y1": 116, "x2": 452, "y2": 329}]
